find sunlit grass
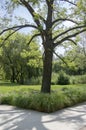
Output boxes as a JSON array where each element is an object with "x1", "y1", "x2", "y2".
[
  {"x1": 0, "y1": 81, "x2": 86, "y2": 94},
  {"x1": 0, "y1": 84, "x2": 40, "y2": 94}
]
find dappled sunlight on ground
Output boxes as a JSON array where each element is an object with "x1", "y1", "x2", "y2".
[{"x1": 0, "y1": 103, "x2": 86, "y2": 130}]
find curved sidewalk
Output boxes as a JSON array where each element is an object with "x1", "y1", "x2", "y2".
[{"x1": 0, "y1": 102, "x2": 86, "y2": 130}]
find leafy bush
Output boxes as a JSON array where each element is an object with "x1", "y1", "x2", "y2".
[
  {"x1": 51, "y1": 72, "x2": 59, "y2": 85},
  {"x1": 70, "y1": 75, "x2": 86, "y2": 84},
  {"x1": 25, "y1": 77, "x2": 42, "y2": 85},
  {"x1": 57, "y1": 71, "x2": 70, "y2": 85}
]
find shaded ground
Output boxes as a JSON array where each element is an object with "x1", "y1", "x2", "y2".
[{"x1": 0, "y1": 102, "x2": 86, "y2": 130}]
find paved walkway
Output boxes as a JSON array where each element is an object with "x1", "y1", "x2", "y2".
[{"x1": 0, "y1": 103, "x2": 86, "y2": 130}]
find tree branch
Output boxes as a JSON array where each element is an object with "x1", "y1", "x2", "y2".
[
  {"x1": 53, "y1": 50, "x2": 68, "y2": 66},
  {"x1": 53, "y1": 25, "x2": 86, "y2": 41},
  {"x1": 54, "y1": 28, "x2": 86, "y2": 48},
  {"x1": 67, "y1": 39, "x2": 77, "y2": 45},
  {"x1": 52, "y1": 18, "x2": 78, "y2": 25},
  {"x1": 0, "y1": 24, "x2": 38, "y2": 35},
  {"x1": 27, "y1": 33, "x2": 41, "y2": 45},
  {"x1": 20, "y1": 0, "x2": 46, "y2": 47},
  {"x1": 20, "y1": 0, "x2": 41, "y2": 27},
  {"x1": 60, "y1": 0, "x2": 77, "y2": 6},
  {"x1": 0, "y1": 28, "x2": 20, "y2": 47}
]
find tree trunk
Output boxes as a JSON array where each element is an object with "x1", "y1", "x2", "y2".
[
  {"x1": 20, "y1": 66, "x2": 24, "y2": 84},
  {"x1": 11, "y1": 67, "x2": 15, "y2": 83},
  {"x1": 41, "y1": 46, "x2": 53, "y2": 93}
]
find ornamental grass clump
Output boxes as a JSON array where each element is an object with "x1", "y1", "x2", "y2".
[{"x1": 0, "y1": 85, "x2": 86, "y2": 113}]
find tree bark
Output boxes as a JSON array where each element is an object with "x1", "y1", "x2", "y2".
[
  {"x1": 11, "y1": 67, "x2": 15, "y2": 83},
  {"x1": 41, "y1": 44, "x2": 53, "y2": 93},
  {"x1": 20, "y1": 66, "x2": 24, "y2": 84}
]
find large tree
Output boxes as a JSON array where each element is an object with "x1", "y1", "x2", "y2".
[{"x1": 0, "y1": 0, "x2": 86, "y2": 93}]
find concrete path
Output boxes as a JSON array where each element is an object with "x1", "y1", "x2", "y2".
[{"x1": 0, "y1": 103, "x2": 86, "y2": 130}]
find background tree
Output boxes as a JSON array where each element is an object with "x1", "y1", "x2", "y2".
[
  {"x1": 53, "y1": 33, "x2": 86, "y2": 75},
  {"x1": 67, "y1": 33, "x2": 86, "y2": 75},
  {"x1": 0, "y1": 0, "x2": 86, "y2": 93},
  {"x1": 0, "y1": 32, "x2": 42, "y2": 84}
]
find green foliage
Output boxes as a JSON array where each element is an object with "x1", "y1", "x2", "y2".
[
  {"x1": 0, "y1": 93, "x2": 13, "y2": 105},
  {"x1": 12, "y1": 91, "x2": 32, "y2": 108},
  {"x1": 0, "y1": 32, "x2": 42, "y2": 84},
  {"x1": 51, "y1": 72, "x2": 58, "y2": 85},
  {"x1": 25, "y1": 76, "x2": 42, "y2": 85},
  {"x1": 51, "y1": 72, "x2": 86, "y2": 85},
  {"x1": 54, "y1": 39, "x2": 86, "y2": 76},
  {"x1": 28, "y1": 91, "x2": 65, "y2": 112},
  {"x1": 77, "y1": 0, "x2": 86, "y2": 22},
  {"x1": 0, "y1": 84, "x2": 86, "y2": 113},
  {"x1": 70, "y1": 75, "x2": 86, "y2": 84},
  {"x1": 62, "y1": 87, "x2": 86, "y2": 106},
  {"x1": 1, "y1": 0, "x2": 86, "y2": 93},
  {"x1": 57, "y1": 71, "x2": 70, "y2": 85}
]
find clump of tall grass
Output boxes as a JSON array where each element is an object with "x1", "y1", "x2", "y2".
[
  {"x1": 0, "y1": 86, "x2": 86, "y2": 113},
  {"x1": 0, "y1": 93, "x2": 13, "y2": 105}
]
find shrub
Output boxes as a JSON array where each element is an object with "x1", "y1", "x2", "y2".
[
  {"x1": 25, "y1": 77, "x2": 42, "y2": 85},
  {"x1": 70, "y1": 75, "x2": 86, "y2": 84},
  {"x1": 51, "y1": 72, "x2": 59, "y2": 85},
  {"x1": 57, "y1": 71, "x2": 70, "y2": 85}
]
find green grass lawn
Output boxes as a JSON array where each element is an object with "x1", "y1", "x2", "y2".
[
  {"x1": 0, "y1": 81, "x2": 40, "y2": 93},
  {"x1": 0, "y1": 81, "x2": 86, "y2": 113},
  {"x1": 0, "y1": 81, "x2": 86, "y2": 93}
]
